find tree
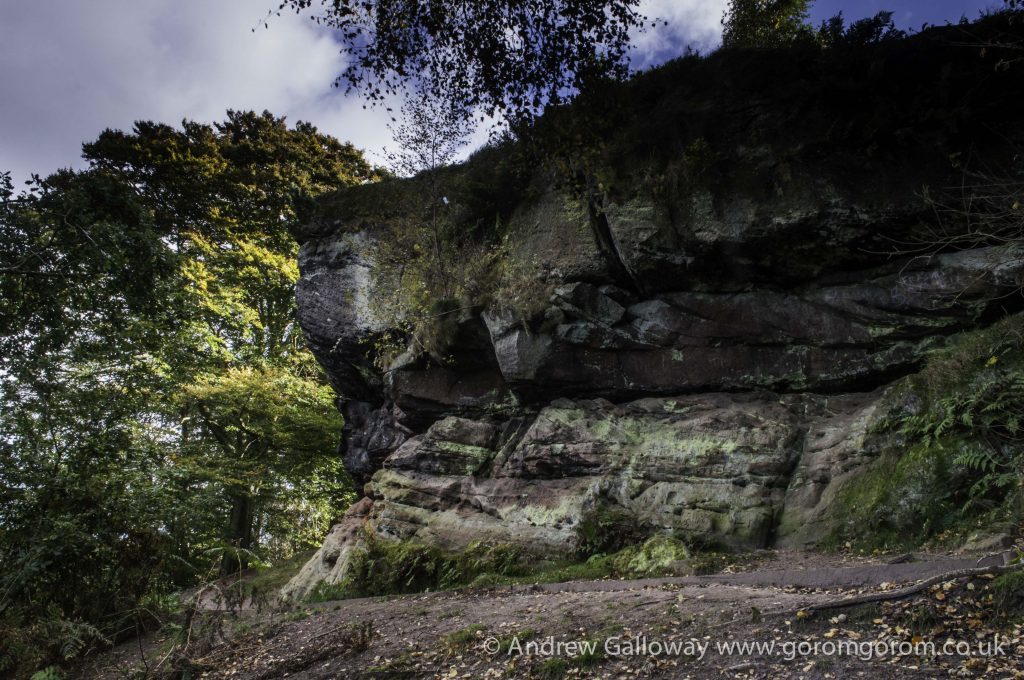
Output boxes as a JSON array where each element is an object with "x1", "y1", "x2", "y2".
[
  {"x1": 722, "y1": 0, "x2": 812, "y2": 48},
  {"x1": 1, "y1": 112, "x2": 375, "y2": 672},
  {"x1": 364, "y1": 94, "x2": 508, "y2": 368},
  {"x1": 817, "y1": 11, "x2": 905, "y2": 48},
  {"x1": 79, "y1": 111, "x2": 376, "y2": 570},
  {"x1": 384, "y1": 94, "x2": 472, "y2": 300},
  {"x1": 277, "y1": 0, "x2": 647, "y2": 123},
  {"x1": 178, "y1": 367, "x2": 346, "y2": 573},
  {"x1": 0, "y1": 167, "x2": 198, "y2": 675}
]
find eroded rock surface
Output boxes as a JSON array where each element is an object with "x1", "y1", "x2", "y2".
[{"x1": 285, "y1": 21, "x2": 1024, "y2": 599}]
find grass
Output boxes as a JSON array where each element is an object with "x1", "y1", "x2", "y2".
[
  {"x1": 365, "y1": 651, "x2": 416, "y2": 676},
  {"x1": 230, "y1": 549, "x2": 317, "y2": 604},
  {"x1": 494, "y1": 628, "x2": 536, "y2": 653},
  {"x1": 443, "y1": 624, "x2": 486, "y2": 651},
  {"x1": 536, "y1": 658, "x2": 570, "y2": 679},
  {"x1": 993, "y1": 569, "x2": 1024, "y2": 621},
  {"x1": 531, "y1": 634, "x2": 607, "y2": 679},
  {"x1": 302, "y1": 533, "x2": 745, "y2": 605}
]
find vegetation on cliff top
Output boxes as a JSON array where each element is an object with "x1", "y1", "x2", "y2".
[{"x1": 304, "y1": 10, "x2": 1024, "y2": 370}]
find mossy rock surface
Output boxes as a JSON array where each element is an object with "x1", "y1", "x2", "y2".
[{"x1": 613, "y1": 535, "x2": 691, "y2": 576}]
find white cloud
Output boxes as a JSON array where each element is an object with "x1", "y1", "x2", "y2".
[
  {"x1": 0, "y1": 0, "x2": 394, "y2": 183},
  {"x1": 631, "y1": 0, "x2": 729, "y2": 68},
  {"x1": 0, "y1": 0, "x2": 718, "y2": 185}
]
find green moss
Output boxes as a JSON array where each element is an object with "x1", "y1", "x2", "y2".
[
  {"x1": 613, "y1": 535, "x2": 689, "y2": 576},
  {"x1": 434, "y1": 440, "x2": 495, "y2": 475},
  {"x1": 304, "y1": 528, "x2": 751, "y2": 602},
  {"x1": 824, "y1": 438, "x2": 962, "y2": 551}
]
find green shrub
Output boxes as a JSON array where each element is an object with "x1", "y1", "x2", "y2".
[
  {"x1": 574, "y1": 504, "x2": 649, "y2": 559},
  {"x1": 324, "y1": 532, "x2": 535, "y2": 598},
  {"x1": 0, "y1": 607, "x2": 108, "y2": 680},
  {"x1": 30, "y1": 668, "x2": 63, "y2": 680},
  {"x1": 992, "y1": 569, "x2": 1024, "y2": 620}
]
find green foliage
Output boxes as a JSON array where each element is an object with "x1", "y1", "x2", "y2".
[
  {"x1": 817, "y1": 12, "x2": 906, "y2": 48},
  {"x1": 362, "y1": 99, "x2": 508, "y2": 368},
  {"x1": 537, "y1": 658, "x2": 571, "y2": 680},
  {"x1": 178, "y1": 365, "x2": 350, "y2": 572},
  {"x1": 829, "y1": 314, "x2": 1024, "y2": 550},
  {"x1": 992, "y1": 569, "x2": 1024, "y2": 620},
  {"x1": 724, "y1": 3, "x2": 907, "y2": 51},
  {"x1": 326, "y1": 532, "x2": 533, "y2": 599},
  {"x1": 574, "y1": 504, "x2": 649, "y2": 558},
  {"x1": 533, "y1": 634, "x2": 606, "y2": 679},
  {"x1": 722, "y1": 0, "x2": 813, "y2": 49},
  {"x1": 0, "y1": 608, "x2": 107, "y2": 679},
  {"x1": 30, "y1": 668, "x2": 63, "y2": 680},
  {"x1": 279, "y1": 0, "x2": 645, "y2": 123},
  {"x1": 1, "y1": 112, "x2": 372, "y2": 674},
  {"x1": 306, "y1": 530, "x2": 712, "y2": 603}
]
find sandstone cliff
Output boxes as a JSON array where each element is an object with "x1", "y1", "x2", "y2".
[{"x1": 283, "y1": 17, "x2": 1024, "y2": 599}]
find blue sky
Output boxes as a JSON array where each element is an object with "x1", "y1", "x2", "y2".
[
  {"x1": 810, "y1": 0, "x2": 995, "y2": 30},
  {"x1": 0, "y1": 1, "x2": 1004, "y2": 185}
]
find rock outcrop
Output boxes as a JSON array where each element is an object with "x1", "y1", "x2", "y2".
[{"x1": 284, "y1": 18, "x2": 1024, "y2": 599}]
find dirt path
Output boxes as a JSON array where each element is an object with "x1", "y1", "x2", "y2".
[{"x1": 74, "y1": 550, "x2": 1024, "y2": 680}]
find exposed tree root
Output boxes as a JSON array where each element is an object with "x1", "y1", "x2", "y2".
[{"x1": 802, "y1": 561, "x2": 1023, "y2": 613}]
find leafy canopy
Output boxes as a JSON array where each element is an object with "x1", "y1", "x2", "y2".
[
  {"x1": 277, "y1": 0, "x2": 648, "y2": 123},
  {"x1": 1, "y1": 112, "x2": 374, "y2": 673},
  {"x1": 721, "y1": 0, "x2": 813, "y2": 49}
]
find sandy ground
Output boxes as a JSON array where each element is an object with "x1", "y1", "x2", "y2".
[{"x1": 72, "y1": 549, "x2": 1024, "y2": 680}]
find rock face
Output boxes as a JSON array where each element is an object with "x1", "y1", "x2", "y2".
[
  {"x1": 280, "y1": 497, "x2": 375, "y2": 601},
  {"x1": 484, "y1": 247, "x2": 1023, "y2": 400},
  {"x1": 369, "y1": 391, "x2": 891, "y2": 552},
  {"x1": 284, "y1": 19, "x2": 1024, "y2": 599}
]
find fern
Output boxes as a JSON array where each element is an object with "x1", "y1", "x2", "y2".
[
  {"x1": 954, "y1": 447, "x2": 997, "y2": 474},
  {"x1": 892, "y1": 316, "x2": 1024, "y2": 532},
  {"x1": 30, "y1": 668, "x2": 63, "y2": 680}
]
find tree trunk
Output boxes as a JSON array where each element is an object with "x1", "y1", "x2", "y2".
[{"x1": 221, "y1": 492, "x2": 254, "y2": 575}]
